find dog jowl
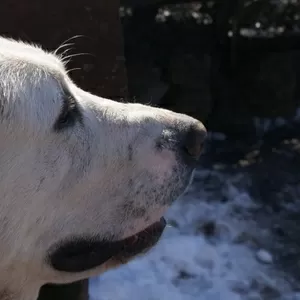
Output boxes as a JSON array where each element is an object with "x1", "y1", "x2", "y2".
[{"x1": 0, "y1": 36, "x2": 206, "y2": 300}]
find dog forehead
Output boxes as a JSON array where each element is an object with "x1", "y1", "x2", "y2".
[
  {"x1": 0, "y1": 37, "x2": 68, "y2": 128},
  {"x1": 0, "y1": 37, "x2": 64, "y2": 75}
]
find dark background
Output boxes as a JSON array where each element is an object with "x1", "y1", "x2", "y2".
[{"x1": 120, "y1": 0, "x2": 300, "y2": 137}]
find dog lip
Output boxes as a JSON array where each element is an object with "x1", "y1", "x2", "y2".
[
  {"x1": 122, "y1": 217, "x2": 166, "y2": 245},
  {"x1": 49, "y1": 217, "x2": 166, "y2": 273},
  {"x1": 114, "y1": 217, "x2": 166, "y2": 260}
]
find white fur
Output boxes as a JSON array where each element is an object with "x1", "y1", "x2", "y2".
[{"x1": 0, "y1": 36, "x2": 204, "y2": 300}]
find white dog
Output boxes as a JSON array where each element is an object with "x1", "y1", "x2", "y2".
[{"x1": 0, "y1": 36, "x2": 206, "y2": 300}]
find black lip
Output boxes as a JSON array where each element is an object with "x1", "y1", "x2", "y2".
[
  {"x1": 115, "y1": 217, "x2": 166, "y2": 261},
  {"x1": 49, "y1": 217, "x2": 166, "y2": 273}
]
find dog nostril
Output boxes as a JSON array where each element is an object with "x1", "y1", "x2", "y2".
[{"x1": 182, "y1": 122, "x2": 207, "y2": 160}]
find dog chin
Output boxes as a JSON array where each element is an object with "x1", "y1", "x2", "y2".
[{"x1": 48, "y1": 217, "x2": 166, "y2": 273}]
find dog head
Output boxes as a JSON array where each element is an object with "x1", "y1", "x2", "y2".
[{"x1": 0, "y1": 37, "x2": 206, "y2": 298}]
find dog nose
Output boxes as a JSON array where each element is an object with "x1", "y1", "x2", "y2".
[{"x1": 180, "y1": 121, "x2": 207, "y2": 163}]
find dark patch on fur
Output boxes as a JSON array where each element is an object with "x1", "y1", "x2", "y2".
[
  {"x1": 0, "y1": 289, "x2": 15, "y2": 300},
  {"x1": 155, "y1": 140, "x2": 163, "y2": 151},
  {"x1": 40, "y1": 176, "x2": 45, "y2": 184},
  {"x1": 36, "y1": 176, "x2": 46, "y2": 191},
  {"x1": 53, "y1": 88, "x2": 83, "y2": 131},
  {"x1": 134, "y1": 189, "x2": 141, "y2": 196},
  {"x1": 128, "y1": 179, "x2": 133, "y2": 188},
  {"x1": 0, "y1": 103, "x2": 4, "y2": 117},
  {"x1": 128, "y1": 145, "x2": 133, "y2": 161},
  {"x1": 133, "y1": 206, "x2": 147, "y2": 218},
  {"x1": 138, "y1": 184, "x2": 145, "y2": 190},
  {"x1": 123, "y1": 200, "x2": 147, "y2": 218}
]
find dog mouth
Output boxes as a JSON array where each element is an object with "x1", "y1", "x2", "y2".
[{"x1": 49, "y1": 217, "x2": 166, "y2": 273}]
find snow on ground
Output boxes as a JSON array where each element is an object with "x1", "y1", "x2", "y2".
[{"x1": 89, "y1": 168, "x2": 300, "y2": 300}]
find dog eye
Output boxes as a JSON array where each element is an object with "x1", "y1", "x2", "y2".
[
  {"x1": 58, "y1": 110, "x2": 72, "y2": 126},
  {"x1": 54, "y1": 94, "x2": 82, "y2": 131}
]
